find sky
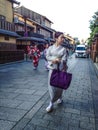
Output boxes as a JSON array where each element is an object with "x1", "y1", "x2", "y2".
[{"x1": 17, "y1": 0, "x2": 98, "y2": 41}]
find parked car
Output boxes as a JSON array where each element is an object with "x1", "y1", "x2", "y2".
[{"x1": 75, "y1": 44, "x2": 88, "y2": 58}]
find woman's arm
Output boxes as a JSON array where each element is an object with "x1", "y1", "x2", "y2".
[{"x1": 61, "y1": 48, "x2": 68, "y2": 71}]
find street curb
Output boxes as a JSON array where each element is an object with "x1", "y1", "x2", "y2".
[{"x1": 0, "y1": 60, "x2": 24, "y2": 67}]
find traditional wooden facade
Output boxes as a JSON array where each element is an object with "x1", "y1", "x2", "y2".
[
  {"x1": 90, "y1": 33, "x2": 98, "y2": 62},
  {"x1": 64, "y1": 34, "x2": 75, "y2": 44},
  {"x1": 63, "y1": 34, "x2": 75, "y2": 50},
  {"x1": 14, "y1": 6, "x2": 55, "y2": 52},
  {"x1": 0, "y1": 0, "x2": 24, "y2": 64}
]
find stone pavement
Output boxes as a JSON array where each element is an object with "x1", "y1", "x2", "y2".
[{"x1": 0, "y1": 56, "x2": 98, "y2": 130}]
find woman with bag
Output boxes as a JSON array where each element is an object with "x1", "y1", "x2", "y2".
[
  {"x1": 46, "y1": 31, "x2": 68, "y2": 112},
  {"x1": 43, "y1": 43, "x2": 49, "y2": 70}
]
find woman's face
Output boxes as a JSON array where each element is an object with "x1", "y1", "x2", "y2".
[{"x1": 56, "y1": 34, "x2": 65, "y2": 44}]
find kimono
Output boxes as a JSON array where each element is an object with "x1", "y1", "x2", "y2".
[
  {"x1": 31, "y1": 47, "x2": 41, "y2": 67},
  {"x1": 27, "y1": 46, "x2": 30, "y2": 53},
  {"x1": 43, "y1": 48, "x2": 49, "y2": 70},
  {"x1": 46, "y1": 44, "x2": 67, "y2": 102}
]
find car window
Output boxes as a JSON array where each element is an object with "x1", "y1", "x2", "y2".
[{"x1": 76, "y1": 47, "x2": 86, "y2": 50}]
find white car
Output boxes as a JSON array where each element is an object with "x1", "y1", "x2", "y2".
[{"x1": 75, "y1": 44, "x2": 87, "y2": 58}]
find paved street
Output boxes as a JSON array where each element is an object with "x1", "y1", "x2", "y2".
[{"x1": 0, "y1": 55, "x2": 98, "y2": 130}]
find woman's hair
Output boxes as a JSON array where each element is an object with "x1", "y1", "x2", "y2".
[{"x1": 54, "y1": 31, "x2": 63, "y2": 38}]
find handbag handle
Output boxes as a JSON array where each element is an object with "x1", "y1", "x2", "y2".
[
  {"x1": 57, "y1": 63, "x2": 60, "y2": 71},
  {"x1": 57, "y1": 62, "x2": 68, "y2": 72}
]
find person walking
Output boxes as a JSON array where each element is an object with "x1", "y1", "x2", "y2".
[
  {"x1": 46, "y1": 31, "x2": 68, "y2": 112},
  {"x1": 86, "y1": 46, "x2": 91, "y2": 58},
  {"x1": 27, "y1": 45, "x2": 32, "y2": 60},
  {"x1": 43, "y1": 43, "x2": 49, "y2": 70},
  {"x1": 31, "y1": 44, "x2": 41, "y2": 70}
]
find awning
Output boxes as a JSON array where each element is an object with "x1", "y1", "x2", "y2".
[
  {"x1": 0, "y1": 29, "x2": 20, "y2": 37},
  {"x1": 45, "y1": 37, "x2": 55, "y2": 42},
  {"x1": 17, "y1": 37, "x2": 47, "y2": 43}
]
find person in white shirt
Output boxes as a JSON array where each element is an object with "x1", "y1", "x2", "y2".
[
  {"x1": 46, "y1": 31, "x2": 68, "y2": 112},
  {"x1": 43, "y1": 43, "x2": 49, "y2": 70}
]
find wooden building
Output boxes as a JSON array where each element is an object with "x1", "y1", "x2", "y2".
[
  {"x1": 0, "y1": 0, "x2": 24, "y2": 64},
  {"x1": 14, "y1": 6, "x2": 55, "y2": 52},
  {"x1": 90, "y1": 33, "x2": 98, "y2": 62},
  {"x1": 64, "y1": 34, "x2": 75, "y2": 45}
]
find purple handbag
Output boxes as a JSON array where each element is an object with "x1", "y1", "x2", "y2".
[{"x1": 50, "y1": 65, "x2": 72, "y2": 90}]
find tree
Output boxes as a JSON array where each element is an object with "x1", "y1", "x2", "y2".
[{"x1": 88, "y1": 10, "x2": 98, "y2": 45}]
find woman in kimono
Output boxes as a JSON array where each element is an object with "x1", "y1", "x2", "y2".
[
  {"x1": 46, "y1": 31, "x2": 68, "y2": 112},
  {"x1": 31, "y1": 44, "x2": 41, "y2": 70},
  {"x1": 43, "y1": 43, "x2": 49, "y2": 70}
]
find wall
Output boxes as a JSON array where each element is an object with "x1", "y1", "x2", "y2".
[
  {"x1": 0, "y1": 0, "x2": 13, "y2": 22},
  {"x1": 0, "y1": 35, "x2": 16, "y2": 43},
  {"x1": 0, "y1": 35, "x2": 17, "y2": 51}
]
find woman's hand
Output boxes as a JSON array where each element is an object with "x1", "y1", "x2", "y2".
[{"x1": 52, "y1": 58, "x2": 61, "y2": 64}]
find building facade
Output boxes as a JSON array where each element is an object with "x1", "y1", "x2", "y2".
[
  {"x1": 90, "y1": 33, "x2": 98, "y2": 63},
  {"x1": 14, "y1": 6, "x2": 55, "y2": 52},
  {"x1": 0, "y1": 0, "x2": 24, "y2": 64}
]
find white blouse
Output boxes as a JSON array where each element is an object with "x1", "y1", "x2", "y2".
[{"x1": 46, "y1": 44, "x2": 67, "y2": 70}]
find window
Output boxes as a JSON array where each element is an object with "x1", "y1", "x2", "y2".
[
  {"x1": 5, "y1": 36, "x2": 9, "y2": 40},
  {"x1": 76, "y1": 47, "x2": 86, "y2": 50},
  {"x1": 0, "y1": 15, "x2": 5, "y2": 21}
]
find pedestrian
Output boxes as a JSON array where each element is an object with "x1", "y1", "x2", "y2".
[
  {"x1": 27, "y1": 45, "x2": 30, "y2": 54},
  {"x1": 27, "y1": 45, "x2": 32, "y2": 60},
  {"x1": 43, "y1": 43, "x2": 49, "y2": 70},
  {"x1": 46, "y1": 31, "x2": 68, "y2": 112},
  {"x1": 86, "y1": 46, "x2": 90, "y2": 58},
  {"x1": 31, "y1": 44, "x2": 41, "y2": 70}
]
